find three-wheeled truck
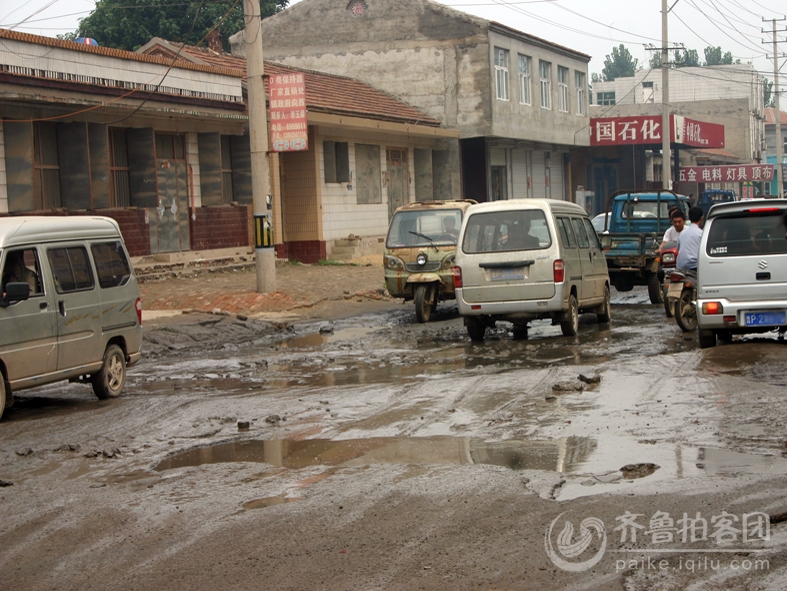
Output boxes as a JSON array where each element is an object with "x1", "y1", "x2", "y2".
[{"x1": 597, "y1": 190, "x2": 691, "y2": 304}]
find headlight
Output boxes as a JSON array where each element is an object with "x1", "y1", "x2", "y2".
[
  {"x1": 384, "y1": 255, "x2": 404, "y2": 270},
  {"x1": 601, "y1": 235, "x2": 612, "y2": 248},
  {"x1": 662, "y1": 253, "x2": 675, "y2": 264},
  {"x1": 416, "y1": 252, "x2": 427, "y2": 266}
]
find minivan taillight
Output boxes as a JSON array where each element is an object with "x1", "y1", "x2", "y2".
[
  {"x1": 452, "y1": 266, "x2": 463, "y2": 289},
  {"x1": 553, "y1": 260, "x2": 565, "y2": 283},
  {"x1": 135, "y1": 297, "x2": 143, "y2": 326}
]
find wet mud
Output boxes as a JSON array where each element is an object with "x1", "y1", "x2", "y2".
[{"x1": 3, "y1": 288, "x2": 787, "y2": 590}]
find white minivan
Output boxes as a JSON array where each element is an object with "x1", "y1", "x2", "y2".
[
  {"x1": 0, "y1": 216, "x2": 143, "y2": 418},
  {"x1": 453, "y1": 199, "x2": 610, "y2": 341},
  {"x1": 696, "y1": 199, "x2": 787, "y2": 348}
]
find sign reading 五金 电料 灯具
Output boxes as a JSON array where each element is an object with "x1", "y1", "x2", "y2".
[
  {"x1": 678, "y1": 164, "x2": 775, "y2": 183},
  {"x1": 268, "y1": 73, "x2": 308, "y2": 152}
]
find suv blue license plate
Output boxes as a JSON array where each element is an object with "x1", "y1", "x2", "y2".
[{"x1": 743, "y1": 311, "x2": 787, "y2": 327}]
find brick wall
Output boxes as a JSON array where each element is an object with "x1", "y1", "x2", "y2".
[
  {"x1": 191, "y1": 204, "x2": 253, "y2": 251},
  {"x1": 0, "y1": 208, "x2": 151, "y2": 257},
  {"x1": 281, "y1": 240, "x2": 326, "y2": 264}
]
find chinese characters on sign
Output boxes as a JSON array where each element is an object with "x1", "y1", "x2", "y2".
[
  {"x1": 268, "y1": 73, "x2": 308, "y2": 152},
  {"x1": 678, "y1": 165, "x2": 775, "y2": 183},
  {"x1": 590, "y1": 115, "x2": 724, "y2": 148}
]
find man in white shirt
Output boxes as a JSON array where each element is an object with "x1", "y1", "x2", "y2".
[
  {"x1": 660, "y1": 209, "x2": 686, "y2": 250},
  {"x1": 676, "y1": 207, "x2": 704, "y2": 271}
]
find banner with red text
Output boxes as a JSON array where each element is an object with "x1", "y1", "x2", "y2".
[
  {"x1": 678, "y1": 164, "x2": 774, "y2": 183},
  {"x1": 590, "y1": 114, "x2": 724, "y2": 148},
  {"x1": 269, "y1": 73, "x2": 308, "y2": 152}
]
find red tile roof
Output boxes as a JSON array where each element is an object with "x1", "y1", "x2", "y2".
[
  {"x1": 146, "y1": 41, "x2": 442, "y2": 127},
  {"x1": 765, "y1": 107, "x2": 787, "y2": 126}
]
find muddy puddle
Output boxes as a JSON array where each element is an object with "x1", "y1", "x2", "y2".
[{"x1": 154, "y1": 435, "x2": 787, "y2": 499}]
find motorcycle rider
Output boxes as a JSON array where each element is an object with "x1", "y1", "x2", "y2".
[
  {"x1": 676, "y1": 206, "x2": 704, "y2": 271},
  {"x1": 660, "y1": 209, "x2": 686, "y2": 252}
]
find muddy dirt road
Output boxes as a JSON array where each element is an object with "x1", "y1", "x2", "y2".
[{"x1": 2, "y1": 293, "x2": 787, "y2": 591}]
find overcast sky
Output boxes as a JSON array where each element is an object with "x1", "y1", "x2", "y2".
[{"x1": 3, "y1": 0, "x2": 784, "y2": 82}]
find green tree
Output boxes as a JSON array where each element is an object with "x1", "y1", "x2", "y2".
[
  {"x1": 703, "y1": 46, "x2": 734, "y2": 66},
  {"x1": 673, "y1": 48, "x2": 700, "y2": 67},
  {"x1": 74, "y1": 0, "x2": 288, "y2": 52},
  {"x1": 649, "y1": 52, "x2": 662, "y2": 69},
  {"x1": 765, "y1": 78, "x2": 774, "y2": 107},
  {"x1": 591, "y1": 72, "x2": 602, "y2": 83},
  {"x1": 601, "y1": 44, "x2": 638, "y2": 81}
]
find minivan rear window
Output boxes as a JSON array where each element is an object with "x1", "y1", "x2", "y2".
[
  {"x1": 706, "y1": 210, "x2": 787, "y2": 257},
  {"x1": 462, "y1": 210, "x2": 551, "y2": 254},
  {"x1": 91, "y1": 242, "x2": 132, "y2": 288}
]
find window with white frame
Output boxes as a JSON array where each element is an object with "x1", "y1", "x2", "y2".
[
  {"x1": 494, "y1": 47, "x2": 510, "y2": 101},
  {"x1": 557, "y1": 66, "x2": 569, "y2": 112},
  {"x1": 539, "y1": 60, "x2": 551, "y2": 109},
  {"x1": 518, "y1": 54, "x2": 531, "y2": 105},
  {"x1": 575, "y1": 71, "x2": 586, "y2": 115}
]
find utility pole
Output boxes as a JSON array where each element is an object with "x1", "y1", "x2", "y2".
[
  {"x1": 244, "y1": 0, "x2": 276, "y2": 293},
  {"x1": 661, "y1": 0, "x2": 671, "y2": 191},
  {"x1": 765, "y1": 17, "x2": 786, "y2": 199}
]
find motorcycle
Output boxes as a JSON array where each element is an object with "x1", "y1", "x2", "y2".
[
  {"x1": 666, "y1": 268, "x2": 697, "y2": 332},
  {"x1": 659, "y1": 240, "x2": 679, "y2": 317}
]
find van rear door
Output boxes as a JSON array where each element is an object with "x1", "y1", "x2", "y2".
[
  {"x1": 701, "y1": 208, "x2": 787, "y2": 302},
  {"x1": 459, "y1": 208, "x2": 555, "y2": 303}
]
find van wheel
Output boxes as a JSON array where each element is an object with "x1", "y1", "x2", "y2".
[
  {"x1": 698, "y1": 329, "x2": 717, "y2": 349},
  {"x1": 596, "y1": 286, "x2": 611, "y2": 323},
  {"x1": 561, "y1": 295, "x2": 579, "y2": 336},
  {"x1": 467, "y1": 321, "x2": 486, "y2": 342},
  {"x1": 647, "y1": 272, "x2": 663, "y2": 304},
  {"x1": 414, "y1": 284, "x2": 432, "y2": 323},
  {"x1": 92, "y1": 344, "x2": 126, "y2": 399},
  {"x1": 512, "y1": 325, "x2": 528, "y2": 340},
  {"x1": 0, "y1": 378, "x2": 5, "y2": 420}
]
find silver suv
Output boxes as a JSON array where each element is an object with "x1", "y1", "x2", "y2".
[{"x1": 696, "y1": 199, "x2": 787, "y2": 348}]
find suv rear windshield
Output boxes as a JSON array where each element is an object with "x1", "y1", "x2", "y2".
[
  {"x1": 386, "y1": 208, "x2": 463, "y2": 248},
  {"x1": 462, "y1": 210, "x2": 551, "y2": 254},
  {"x1": 706, "y1": 209, "x2": 787, "y2": 257}
]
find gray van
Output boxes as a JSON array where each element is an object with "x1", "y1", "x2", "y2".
[
  {"x1": 0, "y1": 216, "x2": 142, "y2": 418},
  {"x1": 454, "y1": 199, "x2": 610, "y2": 341},
  {"x1": 696, "y1": 199, "x2": 787, "y2": 348}
]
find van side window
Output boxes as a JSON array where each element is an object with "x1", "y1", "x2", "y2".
[
  {"x1": 571, "y1": 218, "x2": 590, "y2": 248},
  {"x1": 91, "y1": 242, "x2": 132, "y2": 288},
  {"x1": 47, "y1": 247, "x2": 95, "y2": 293},
  {"x1": 582, "y1": 218, "x2": 603, "y2": 249},
  {"x1": 556, "y1": 217, "x2": 577, "y2": 248}
]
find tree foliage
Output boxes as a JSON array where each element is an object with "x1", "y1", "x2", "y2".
[
  {"x1": 704, "y1": 46, "x2": 734, "y2": 66},
  {"x1": 764, "y1": 78, "x2": 774, "y2": 107},
  {"x1": 673, "y1": 48, "x2": 699, "y2": 67},
  {"x1": 74, "y1": 0, "x2": 288, "y2": 52},
  {"x1": 601, "y1": 44, "x2": 638, "y2": 81}
]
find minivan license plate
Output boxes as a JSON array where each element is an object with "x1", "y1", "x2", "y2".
[
  {"x1": 490, "y1": 267, "x2": 524, "y2": 282},
  {"x1": 744, "y1": 311, "x2": 786, "y2": 326}
]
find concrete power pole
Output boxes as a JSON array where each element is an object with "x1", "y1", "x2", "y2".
[
  {"x1": 766, "y1": 17, "x2": 786, "y2": 198},
  {"x1": 661, "y1": 0, "x2": 671, "y2": 191},
  {"x1": 244, "y1": 0, "x2": 276, "y2": 293}
]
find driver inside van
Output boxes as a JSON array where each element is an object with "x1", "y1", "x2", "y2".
[
  {"x1": 2, "y1": 250, "x2": 40, "y2": 295},
  {"x1": 506, "y1": 216, "x2": 540, "y2": 250},
  {"x1": 442, "y1": 216, "x2": 459, "y2": 238}
]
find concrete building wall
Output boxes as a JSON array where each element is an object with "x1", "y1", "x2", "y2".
[
  {"x1": 0, "y1": 120, "x2": 6, "y2": 214},
  {"x1": 592, "y1": 65, "x2": 762, "y2": 106},
  {"x1": 486, "y1": 30, "x2": 589, "y2": 146}
]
